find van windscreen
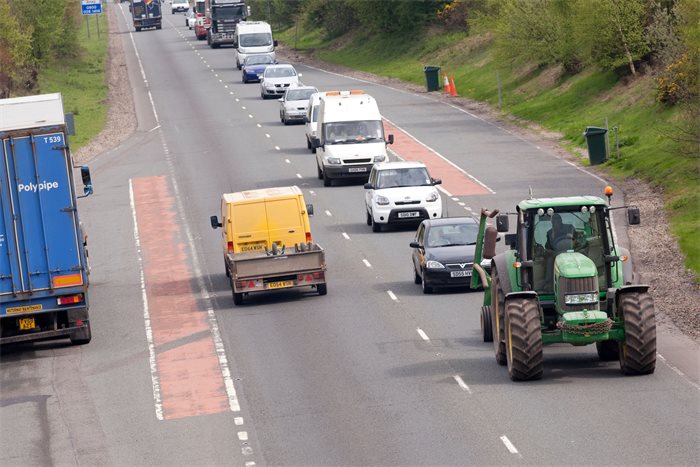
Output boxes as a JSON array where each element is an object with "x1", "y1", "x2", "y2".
[
  {"x1": 324, "y1": 120, "x2": 384, "y2": 144},
  {"x1": 240, "y1": 33, "x2": 272, "y2": 47}
]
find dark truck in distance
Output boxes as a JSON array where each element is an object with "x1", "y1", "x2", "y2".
[
  {"x1": 0, "y1": 93, "x2": 94, "y2": 345},
  {"x1": 205, "y1": 0, "x2": 248, "y2": 48},
  {"x1": 130, "y1": 0, "x2": 162, "y2": 31}
]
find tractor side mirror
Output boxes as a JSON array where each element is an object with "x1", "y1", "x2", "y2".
[
  {"x1": 483, "y1": 226, "x2": 498, "y2": 259},
  {"x1": 306, "y1": 204, "x2": 314, "y2": 216},
  {"x1": 627, "y1": 207, "x2": 640, "y2": 225},
  {"x1": 210, "y1": 215, "x2": 222, "y2": 229},
  {"x1": 496, "y1": 214, "x2": 509, "y2": 232}
]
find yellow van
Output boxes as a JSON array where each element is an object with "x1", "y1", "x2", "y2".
[{"x1": 210, "y1": 186, "x2": 326, "y2": 305}]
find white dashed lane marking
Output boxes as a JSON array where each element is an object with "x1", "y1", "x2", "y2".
[
  {"x1": 325, "y1": 210, "x2": 332, "y2": 216},
  {"x1": 341, "y1": 232, "x2": 350, "y2": 240},
  {"x1": 417, "y1": 328, "x2": 430, "y2": 341},
  {"x1": 296, "y1": 173, "x2": 303, "y2": 179},
  {"x1": 453, "y1": 375, "x2": 472, "y2": 394},
  {"x1": 362, "y1": 259, "x2": 372, "y2": 268},
  {"x1": 234, "y1": 417, "x2": 244, "y2": 426},
  {"x1": 387, "y1": 290, "x2": 398, "y2": 301},
  {"x1": 500, "y1": 435, "x2": 521, "y2": 456},
  {"x1": 237, "y1": 432, "x2": 249, "y2": 441}
]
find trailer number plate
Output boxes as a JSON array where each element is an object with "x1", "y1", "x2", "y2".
[
  {"x1": 19, "y1": 318, "x2": 36, "y2": 330},
  {"x1": 6, "y1": 304, "x2": 42, "y2": 314},
  {"x1": 267, "y1": 280, "x2": 294, "y2": 289}
]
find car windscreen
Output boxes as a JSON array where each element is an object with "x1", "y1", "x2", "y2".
[
  {"x1": 323, "y1": 120, "x2": 384, "y2": 144},
  {"x1": 427, "y1": 224, "x2": 478, "y2": 247},
  {"x1": 286, "y1": 89, "x2": 316, "y2": 101},
  {"x1": 240, "y1": 32, "x2": 272, "y2": 47},
  {"x1": 376, "y1": 167, "x2": 431, "y2": 189},
  {"x1": 265, "y1": 67, "x2": 296, "y2": 78},
  {"x1": 245, "y1": 55, "x2": 273, "y2": 66}
]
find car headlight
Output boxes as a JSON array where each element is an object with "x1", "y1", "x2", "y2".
[
  {"x1": 373, "y1": 155, "x2": 386, "y2": 162},
  {"x1": 426, "y1": 260, "x2": 445, "y2": 269},
  {"x1": 564, "y1": 293, "x2": 598, "y2": 305},
  {"x1": 326, "y1": 157, "x2": 341, "y2": 165},
  {"x1": 425, "y1": 191, "x2": 439, "y2": 202},
  {"x1": 375, "y1": 195, "x2": 390, "y2": 206}
]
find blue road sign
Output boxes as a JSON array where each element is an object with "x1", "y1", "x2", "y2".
[{"x1": 81, "y1": 1, "x2": 102, "y2": 15}]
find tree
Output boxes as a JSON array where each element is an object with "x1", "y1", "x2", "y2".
[{"x1": 0, "y1": 0, "x2": 35, "y2": 97}]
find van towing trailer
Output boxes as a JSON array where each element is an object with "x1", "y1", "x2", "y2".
[{"x1": 0, "y1": 93, "x2": 94, "y2": 345}]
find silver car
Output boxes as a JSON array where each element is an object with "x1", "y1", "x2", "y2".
[
  {"x1": 279, "y1": 86, "x2": 318, "y2": 125},
  {"x1": 260, "y1": 64, "x2": 301, "y2": 99}
]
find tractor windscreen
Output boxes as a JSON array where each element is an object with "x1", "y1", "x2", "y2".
[{"x1": 530, "y1": 210, "x2": 607, "y2": 292}]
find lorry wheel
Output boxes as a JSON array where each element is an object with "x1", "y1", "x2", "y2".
[
  {"x1": 505, "y1": 297, "x2": 543, "y2": 381},
  {"x1": 619, "y1": 292, "x2": 656, "y2": 375},
  {"x1": 233, "y1": 292, "x2": 244, "y2": 306},
  {"x1": 70, "y1": 321, "x2": 92, "y2": 345},
  {"x1": 317, "y1": 163, "x2": 323, "y2": 180},
  {"x1": 596, "y1": 340, "x2": 619, "y2": 361},
  {"x1": 491, "y1": 267, "x2": 507, "y2": 366},
  {"x1": 317, "y1": 283, "x2": 327, "y2": 296},
  {"x1": 481, "y1": 306, "x2": 493, "y2": 342},
  {"x1": 323, "y1": 172, "x2": 332, "y2": 187}
]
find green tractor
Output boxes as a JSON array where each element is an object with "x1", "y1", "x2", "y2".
[{"x1": 470, "y1": 189, "x2": 656, "y2": 381}]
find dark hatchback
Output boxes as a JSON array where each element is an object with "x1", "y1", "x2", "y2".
[
  {"x1": 410, "y1": 217, "x2": 486, "y2": 294},
  {"x1": 241, "y1": 55, "x2": 277, "y2": 83}
]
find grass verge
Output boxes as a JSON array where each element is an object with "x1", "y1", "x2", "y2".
[
  {"x1": 38, "y1": 13, "x2": 109, "y2": 151},
  {"x1": 278, "y1": 26, "x2": 699, "y2": 280}
]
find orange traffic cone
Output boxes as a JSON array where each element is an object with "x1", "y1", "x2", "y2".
[
  {"x1": 449, "y1": 75, "x2": 457, "y2": 97},
  {"x1": 443, "y1": 72, "x2": 451, "y2": 94}
]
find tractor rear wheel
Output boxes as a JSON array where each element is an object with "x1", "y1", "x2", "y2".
[
  {"x1": 619, "y1": 292, "x2": 656, "y2": 375},
  {"x1": 596, "y1": 340, "x2": 619, "y2": 361},
  {"x1": 481, "y1": 306, "x2": 493, "y2": 342},
  {"x1": 490, "y1": 266, "x2": 507, "y2": 365},
  {"x1": 505, "y1": 297, "x2": 543, "y2": 381}
]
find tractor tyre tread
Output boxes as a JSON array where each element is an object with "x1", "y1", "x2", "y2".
[
  {"x1": 619, "y1": 292, "x2": 656, "y2": 375},
  {"x1": 505, "y1": 297, "x2": 543, "y2": 381}
]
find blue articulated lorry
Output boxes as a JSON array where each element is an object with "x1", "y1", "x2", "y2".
[
  {"x1": 130, "y1": 0, "x2": 162, "y2": 31},
  {"x1": 0, "y1": 93, "x2": 94, "y2": 345}
]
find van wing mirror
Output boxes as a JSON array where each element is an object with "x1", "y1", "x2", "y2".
[
  {"x1": 273, "y1": 39, "x2": 278, "y2": 47},
  {"x1": 363, "y1": 183, "x2": 373, "y2": 189},
  {"x1": 306, "y1": 204, "x2": 314, "y2": 216},
  {"x1": 77, "y1": 166, "x2": 93, "y2": 198},
  {"x1": 627, "y1": 206, "x2": 640, "y2": 225},
  {"x1": 210, "y1": 215, "x2": 222, "y2": 229},
  {"x1": 311, "y1": 138, "x2": 321, "y2": 149},
  {"x1": 432, "y1": 178, "x2": 442, "y2": 186},
  {"x1": 496, "y1": 214, "x2": 509, "y2": 232},
  {"x1": 387, "y1": 134, "x2": 394, "y2": 145}
]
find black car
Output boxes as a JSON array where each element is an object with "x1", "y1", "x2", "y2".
[{"x1": 410, "y1": 217, "x2": 486, "y2": 294}]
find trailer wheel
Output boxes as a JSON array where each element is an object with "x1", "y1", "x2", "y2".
[
  {"x1": 490, "y1": 266, "x2": 507, "y2": 365},
  {"x1": 317, "y1": 283, "x2": 327, "y2": 296},
  {"x1": 70, "y1": 321, "x2": 92, "y2": 345},
  {"x1": 481, "y1": 306, "x2": 493, "y2": 342},
  {"x1": 505, "y1": 297, "x2": 543, "y2": 381},
  {"x1": 233, "y1": 292, "x2": 243, "y2": 306},
  {"x1": 596, "y1": 340, "x2": 619, "y2": 361},
  {"x1": 619, "y1": 291, "x2": 656, "y2": 375}
]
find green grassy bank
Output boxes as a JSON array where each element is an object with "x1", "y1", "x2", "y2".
[
  {"x1": 279, "y1": 27, "x2": 699, "y2": 280},
  {"x1": 38, "y1": 12, "x2": 109, "y2": 151}
]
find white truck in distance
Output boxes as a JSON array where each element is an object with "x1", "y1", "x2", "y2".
[
  {"x1": 234, "y1": 21, "x2": 277, "y2": 69},
  {"x1": 312, "y1": 91, "x2": 394, "y2": 187}
]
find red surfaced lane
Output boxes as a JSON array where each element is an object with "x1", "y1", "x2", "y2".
[
  {"x1": 133, "y1": 176, "x2": 229, "y2": 420},
  {"x1": 383, "y1": 119, "x2": 492, "y2": 197}
]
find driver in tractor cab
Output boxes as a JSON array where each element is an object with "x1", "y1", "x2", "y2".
[{"x1": 542, "y1": 213, "x2": 576, "y2": 291}]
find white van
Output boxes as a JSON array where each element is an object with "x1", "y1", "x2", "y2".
[
  {"x1": 305, "y1": 91, "x2": 326, "y2": 153},
  {"x1": 234, "y1": 21, "x2": 277, "y2": 69},
  {"x1": 313, "y1": 91, "x2": 393, "y2": 187}
]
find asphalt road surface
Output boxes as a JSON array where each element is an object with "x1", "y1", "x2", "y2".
[{"x1": 2, "y1": 5, "x2": 698, "y2": 466}]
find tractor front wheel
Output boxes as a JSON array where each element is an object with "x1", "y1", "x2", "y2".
[
  {"x1": 619, "y1": 292, "x2": 656, "y2": 375},
  {"x1": 490, "y1": 266, "x2": 507, "y2": 365},
  {"x1": 505, "y1": 297, "x2": 543, "y2": 381}
]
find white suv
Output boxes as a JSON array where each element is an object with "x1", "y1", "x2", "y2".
[{"x1": 364, "y1": 161, "x2": 443, "y2": 232}]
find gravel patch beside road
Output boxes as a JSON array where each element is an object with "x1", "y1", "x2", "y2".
[{"x1": 80, "y1": 15, "x2": 698, "y2": 342}]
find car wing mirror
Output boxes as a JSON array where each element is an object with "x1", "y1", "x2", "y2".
[{"x1": 409, "y1": 241, "x2": 420, "y2": 248}]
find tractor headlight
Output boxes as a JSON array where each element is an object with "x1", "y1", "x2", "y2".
[
  {"x1": 425, "y1": 191, "x2": 439, "y2": 202},
  {"x1": 426, "y1": 260, "x2": 445, "y2": 269},
  {"x1": 564, "y1": 293, "x2": 598, "y2": 305}
]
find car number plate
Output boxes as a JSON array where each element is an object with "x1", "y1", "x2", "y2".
[
  {"x1": 348, "y1": 167, "x2": 367, "y2": 173},
  {"x1": 267, "y1": 280, "x2": 294, "y2": 289},
  {"x1": 240, "y1": 243, "x2": 265, "y2": 252},
  {"x1": 6, "y1": 304, "x2": 42, "y2": 314},
  {"x1": 19, "y1": 317, "x2": 36, "y2": 330},
  {"x1": 397, "y1": 211, "x2": 420, "y2": 218},
  {"x1": 450, "y1": 270, "x2": 472, "y2": 278}
]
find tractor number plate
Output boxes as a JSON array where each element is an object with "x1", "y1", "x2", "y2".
[{"x1": 19, "y1": 317, "x2": 36, "y2": 330}]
